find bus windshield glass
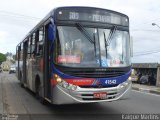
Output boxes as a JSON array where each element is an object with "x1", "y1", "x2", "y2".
[{"x1": 55, "y1": 26, "x2": 130, "y2": 68}]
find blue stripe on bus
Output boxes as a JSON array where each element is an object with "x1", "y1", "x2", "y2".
[{"x1": 51, "y1": 65, "x2": 131, "y2": 86}]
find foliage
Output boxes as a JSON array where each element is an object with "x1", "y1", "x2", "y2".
[{"x1": 0, "y1": 53, "x2": 6, "y2": 64}]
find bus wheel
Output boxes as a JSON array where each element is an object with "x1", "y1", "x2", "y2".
[
  {"x1": 20, "y1": 83, "x2": 24, "y2": 88},
  {"x1": 36, "y1": 84, "x2": 46, "y2": 105},
  {"x1": 20, "y1": 73, "x2": 24, "y2": 88}
]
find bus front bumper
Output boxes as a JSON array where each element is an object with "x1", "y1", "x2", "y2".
[{"x1": 51, "y1": 80, "x2": 132, "y2": 105}]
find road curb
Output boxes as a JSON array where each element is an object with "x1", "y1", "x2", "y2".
[
  {"x1": 150, "y1": 90, "x2": 160, "y2": 95},
  {"x1": 132, "y1": 87, "x2": 139, "y2": 91},
  {"x1": 132, "y1": 86, "x2": 160, "y2": 95}
]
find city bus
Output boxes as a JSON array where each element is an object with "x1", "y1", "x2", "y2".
[{"x1": 16, "y1": 6, "x2": 132, "y2": 105}]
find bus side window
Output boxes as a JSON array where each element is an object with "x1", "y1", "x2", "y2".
[
  {"x1": 20, "y1": 43, "x2": 23, "y2": 60},
  {"x1": 34, "y1": 30, "x2": 39, "y2": 56},
  {"x1": 36, "y1": 27, "x2": 44, "y2": 56},
  {"x1": 27, "y1": 37, "x2": 31, "y2": 58},
  {"x1": 31, "y1": 33, "x2": 36, "y2": 57},
  {"x1": 37, "y1": 41, "x2": 44, "y2": 56},
  {"x1": 16, "y1": 45, "x2": 20, "y2": 61}
]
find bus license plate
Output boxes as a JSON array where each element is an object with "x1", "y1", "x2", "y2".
[{"x1": 93, "y1": 92, "x2": 107, "y2": 99}]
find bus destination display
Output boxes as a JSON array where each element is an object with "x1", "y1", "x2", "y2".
[{"x1": 56, "y1": 9, "x2": 129, "y2": 26}]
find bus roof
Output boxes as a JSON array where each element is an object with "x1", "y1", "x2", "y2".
[{"x1": 55, "y1": 6, "x2": 129, "y2": 18}]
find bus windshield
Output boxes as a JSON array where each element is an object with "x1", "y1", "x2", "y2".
[{"x1": 55, "y1": 26, "x2": 130, "y2": 68}]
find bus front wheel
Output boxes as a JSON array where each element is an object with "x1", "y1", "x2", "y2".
[{"x1": 35, "y1": 81, "x2": 46, "y2": 105}]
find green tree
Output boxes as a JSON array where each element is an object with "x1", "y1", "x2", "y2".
[{"x1": 0, "y1": 53, "x2": 6, "y2": 64}]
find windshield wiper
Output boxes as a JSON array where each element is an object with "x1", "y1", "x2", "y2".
[
  {"x1": 76, "y1": 23, "x2": 98, "y2": 58},
  {"x1": 75, "y1": 23, "x2": 95, "y2": 44},
  {"x1": 104, "y1": 25, "x2": 117, "y2": 57},
  {"x1": 105, "y1": 25, "x2": 117, "y2": 46},
  {"x1": 93, "y1": 33, "x2": 97, "y2": 57}
]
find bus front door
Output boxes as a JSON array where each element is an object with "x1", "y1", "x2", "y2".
[{"x1": 44, "y1": 24, "x2": 52, "y2": 101}]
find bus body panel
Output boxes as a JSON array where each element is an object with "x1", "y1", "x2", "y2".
[{"x1": 51, "y1": 80, "x2": 132, "y2": 105}]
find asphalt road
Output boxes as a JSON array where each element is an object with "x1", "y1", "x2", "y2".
[{"x1": 0, "y1": 72, "x2": 160, "y2": 120}]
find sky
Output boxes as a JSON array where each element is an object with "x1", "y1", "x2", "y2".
[{"x1": 0, "y1": 0, "x2": 160, "y2": 63}]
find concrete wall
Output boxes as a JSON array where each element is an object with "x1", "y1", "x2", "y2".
[{"x1": 156, "y1": 67, "x2": 160, "y2": 87}]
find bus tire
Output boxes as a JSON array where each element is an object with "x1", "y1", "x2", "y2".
[
  {"x1": 35, "y1": 78, "x2": 46, "y2": 105},
  {"x1": 20, "y1": 83, "x2": 24, "y2": 88},
  {"x1": 20, "y1": 72, "x2": 24, "y2": 88}
]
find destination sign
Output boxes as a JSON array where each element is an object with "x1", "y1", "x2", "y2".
[{"x1": 56, "y1": 8, "x2": 129, "y2": 26}]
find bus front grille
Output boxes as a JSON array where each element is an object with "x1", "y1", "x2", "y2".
[
  {"x1": 55, "y1": 65, "x2": 131, "y2": 78},
  {"x1": 79, "y1": 84, "x2": 118, "y2": 88}
]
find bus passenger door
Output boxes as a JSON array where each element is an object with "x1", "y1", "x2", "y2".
[
  {"x1": 23, "y1": 41, "x2": 28, "y2": 85},
  {"x1": 27, "y1": 35, "x2": 36, "y2": 91},
  {"x1": 44, "y1": 23, "x2": 53, "y2": 101},
  {"x1": 16, "y1": 45, "x2": 21, "y2": 80}
]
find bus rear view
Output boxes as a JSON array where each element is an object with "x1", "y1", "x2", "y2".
[{"x1": 16, "y1": 6, "x2": 132, "y2": 105}]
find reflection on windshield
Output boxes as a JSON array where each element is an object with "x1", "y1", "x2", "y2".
[
  {"x1": 75, "y1": 23, "x2": 95, "y2": 44},
  {"x1": 56, "y1": 26, "x2": 98, "y2": 67},
  {"x1": 56, "y1": 26, "x2": 130, "y2": 68},
  {"x1": 103, "y1": 30, "x2": 130, "y2": 67}
]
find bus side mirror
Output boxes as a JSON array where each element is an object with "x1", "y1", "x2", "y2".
[{"x1": 48, "y1": 24, "x2": 55, "y2": 42}]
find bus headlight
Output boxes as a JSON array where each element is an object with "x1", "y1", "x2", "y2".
[
  {"x1": 57, "y1": 78, "x2": 62, "y2": 83},
  {"x1": 54, "y1": 74, "x2": 62, "y2": 83},
  {"x1": 62, "y1": 81, "x2": 69, "y2": 88},
  {"x1": 71, "y1": 85, "x2": 77, "y2": 91},
  {"x1": 119, "y1": 80, "x2": 130, "y2": 89},
  {"x1": 122, "y1": 81, "x2": 129, "y2": 86},
  {"x1": 54, "y1": 74, "x2": 77, "y2": 91}
]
